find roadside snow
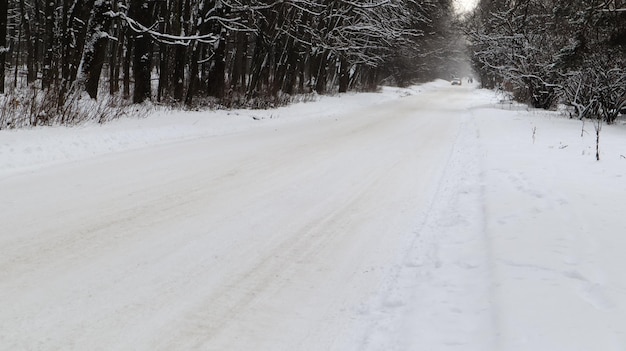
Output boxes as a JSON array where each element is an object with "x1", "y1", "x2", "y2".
[
  {"x1": 474, "y1": 91, "x2": 626, "y2": 350},
  {"x1": 0, "y1": 85, "x2": 423, "y2": 179},
  {"x1": 1, "y1": 80, "x2": 626, "y2": 350}
]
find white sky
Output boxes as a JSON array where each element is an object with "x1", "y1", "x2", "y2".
[{"x1": 454, "y1": 0, "x2": 479, "y2": 13}]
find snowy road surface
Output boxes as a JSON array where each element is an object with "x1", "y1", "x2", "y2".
[
  {"x1": 1, "y1": 84, "x2": 490, "y2": 350},
  {"x1": 2, "y1": 81, "x2": 626, "y2": 350}
]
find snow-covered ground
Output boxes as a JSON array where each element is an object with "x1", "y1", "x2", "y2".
[{"x1": 1, "y1": 80, "x2": 625, "y2": 350}]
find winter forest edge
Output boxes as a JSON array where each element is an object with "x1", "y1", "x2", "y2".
[
  {"x1": 466, "y1": 0, "x2": 626, "y2": 124},
  {"x1": 0, "y1": 0, "x2": 464, "y2": 128},
  {"x1": 0, "y1": 0, "x2": 625, "y2": 130}
]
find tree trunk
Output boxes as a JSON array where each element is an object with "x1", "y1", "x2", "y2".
[
  {"x1": 246, "y1": 33, "x2": 266, "y2": 98},
  {"x1": 32, "y1": 0, "x2": 42, "y2": 81},
  {"x1": 207, "y1": 34, "x2": 226, "y2": 98},
  {"x1": 13, "y1": 22, "x2": 20, "y2": 88},
  {"x1": 185, "y1": 42, "x2": 200, "y2": 106},
  {"x1": 272, "y1": 38, "x2": 290, "y2": 96},
  {"x1": 338, "y1": 56, "x2": 349, "y2": 93},
  {"x1": 157, "y1": 44, "x2": 167, "y2": 102},
  {"x1": 129, "y1": 0, "x2": 154, "y2": 103},
  {"x1": 173, "y1": 0, "x2": 191, "y2": 102},
  {"x1": 282, "y1": 38, "x2": 301, "y2": 95},
  {"x1": 123, "y1": 38, "x2": 132, "y2": 99},
  {"x1": 206, "y1": 1, "x2": 226, "y2": 99},
  {"x1": 59, "y1": 0, "x2": 94, "y2": 105},
  {"x1": 156, "y1": 0, "x2": 170, "y2": 102},
  {"x1": 19, "y1": 0, "x2": 36, "y2": 84},
  {"x1": 42, "y1": 0, "x2": 56, "y2": 89},
  {"x1": 230, "y1": 31, "x2": 247, "y2": 93},
  {"x1": 173, "y1": 43, "x2": 187, "y2": 102},
  {"x1": 0, "y1": 0, "x2": 7, "y2": 93},
  {"x1": 314, "y1": 51, "x2": 328, "y2": 94},
  {"x1": 82, "y1": 0, "x2": 113, "y2": 99},
  {"x1": 110, "y1": 7, "x2": 124, "y2": 96}
]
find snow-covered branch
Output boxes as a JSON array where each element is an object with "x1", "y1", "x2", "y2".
[{"x1": 106, "y1": 11, "x2": 219, "y2": 46}]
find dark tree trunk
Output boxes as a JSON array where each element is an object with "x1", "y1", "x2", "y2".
[
  {"x1": 283, "y1": 41, "x2": 300, "y2": 95},
  {"x1": 19, "y1": 0, "x2": 36, "y2": 84},
  {"x1": 338, "y1": 56, "x2": 349, "y2": 93},
  {"x1": 129, "y1": 0, "x2": 154, "y2": 103},
  {"x1": 42, "y1": 0, "x2": 56, "y2": 89},
  {"x1": 298, "y1": 55, "x2": 307, "y2": 93},
  {"x1": 157, "y1": 43, "x2": 168, "y2": 102},
  {"x1": 110, "y1": 5, "x2": 124, "y2": 96},
  {"x1": 206, "y1": 1, "x2": 227, "y2": 99},
  {"x1": 123, "y1": 38, "x2": 132, "y2": 99},
  {"x1": 32, "y1": 0, "x2": 42, "y2": 80},
  {"x1": 59, "y1": 0, "x2": 94, "y2": 106},
  {"x1": 272, "y1": 38, "x2": 290, "y2": 95},
  {"x1": 314, "y1": 51, "x2": 328, "y2": 94},
  {"x1": 230, "y1": 31, "x2": 247, "y2": 93},
  {"x1": 57, "y1": 0, "x2": 71, "y2": 106},
  {"x1": 173, "y1": 43, "x2": 187, "y2": 102},
  {"x1": 156, "y1": 0, "x2": 169, "y2": 102},
  {"x1": 132, "y1": 35, "x2": 153, "y2": 104},
  {"x1": 13, "y1": 22, "x2": 20, "y2": 88},
  {"x1": 173, "y1": 0, "x2": 191, "y2": 102},
  {"x1": 0, "y1": 0, "x2": 6, "y2": 93},
  {"x1": 185, "y1": 42, "x2": 200, "y2": 106},
  {"x1": 82, "y1": 0, "x2": 113, "y2": 99},
  {"x1": 67, "y1": 0, "x2": 96, "y2": 84},
  {"x1": 207, "y1": 34, "x2": 226, "y2": 98},
  {"x1": 246, "y1": 33, "x2": 266, "y2": 98}
]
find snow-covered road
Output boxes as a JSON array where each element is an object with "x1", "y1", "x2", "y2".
[
  {"x1": 0, "y1": 84, "x2": 494, "y2": 350},
  {"x1": 3, "y1": 81, "x2": 626, "y2": 350}
]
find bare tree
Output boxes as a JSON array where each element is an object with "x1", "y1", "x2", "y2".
[{"x1": 467, "y1": 0, "x2": 626, "y2": 117}]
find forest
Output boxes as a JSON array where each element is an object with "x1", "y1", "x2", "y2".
[
  {"x1": 0, "y1": 0, "x2": 463, "y2": 128},
  {"x1": 466, "y1": 0, "x2": 626, "y2": 123}
]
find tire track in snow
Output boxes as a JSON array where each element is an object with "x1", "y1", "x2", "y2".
[
  {"x1": 359, "y1": 95, "x2": 498, "y2": 351},
  {"x1": 0, "y1": 86, "x2": 474, "y2": 350}
]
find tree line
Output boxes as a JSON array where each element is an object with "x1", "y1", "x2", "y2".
[
  {"x1": 0, "y1": 0, "x2": 461, "y2": 126},
  {"x1": 465, "y1": 0, "x2": 626, "y2": 123}
]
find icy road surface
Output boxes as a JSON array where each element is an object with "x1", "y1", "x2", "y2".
[{"x1": 2, "y1": 81, "x2": 625, "y2": 350}]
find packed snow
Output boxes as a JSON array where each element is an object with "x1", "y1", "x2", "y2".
[{"x1": 1, "y1": 80, "x2": 625, "y2": 350}]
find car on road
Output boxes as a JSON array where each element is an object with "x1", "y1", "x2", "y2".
[{"x1": 451, "y1": 78, "x2": 462, "y2": 86}]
